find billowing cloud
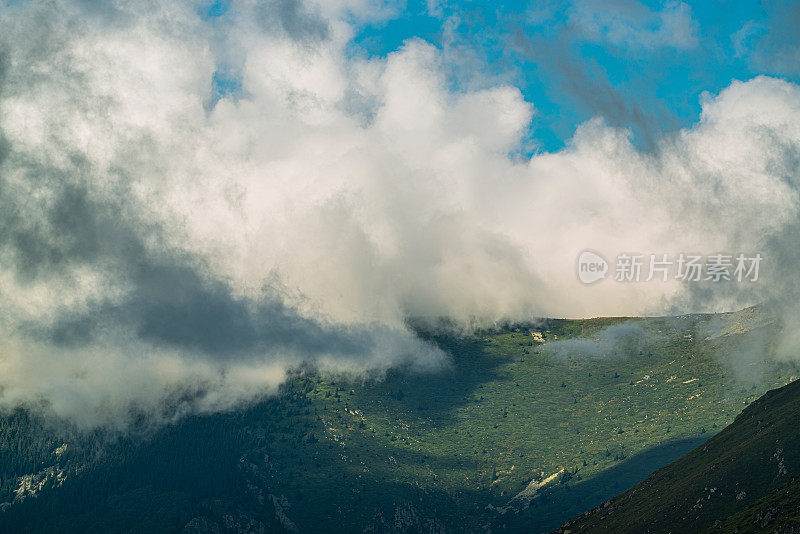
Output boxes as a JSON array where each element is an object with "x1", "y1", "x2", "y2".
[{"x1": 0, "y1": 0, "x2": 799, "y2": 428}]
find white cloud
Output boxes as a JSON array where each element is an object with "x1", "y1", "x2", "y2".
[
  {"x1": 568, "y1": 0, "x2": 699, "y2": 50},
  {"x1": 0, "y1": 1, "x2": 797, "y2": 428}
]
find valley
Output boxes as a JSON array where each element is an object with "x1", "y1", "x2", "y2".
[{"x1": 0, "y1": 308, "x2": 795, "y2": 532}]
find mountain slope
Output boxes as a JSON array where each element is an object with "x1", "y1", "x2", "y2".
[
  {"x1": 710, "y1": 475, "x2": 800, "y2": 533},
  {"x1": 0, "y1": 311, "x2": 796, "y2": 533},
  {"x1": 556, "y1": 377, "x2": 800, "y2": 533}
]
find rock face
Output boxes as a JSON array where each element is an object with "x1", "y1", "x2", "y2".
[
  {"x1": 269, "y1": 494, "x2": 298, "y2": 533},
  {"x1": 182, "y1": 516, "x2": 221, "y2": 534},
  {"x1": 364, "y1": 503, "x2": 447, "y2": 534},
  {"x1": 182, "y1": 514, "x2": 269, "y2": 534}
]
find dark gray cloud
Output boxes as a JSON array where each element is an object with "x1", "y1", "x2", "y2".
[
  {"x1": 0, "y1": 151, "x2": 395, "y2": 362},
  {"x1": 507, "y1": 19, "x2": 680, "y2": 149},
  {"x1": 257, "y1": 0, "x2": 330, "y2": 43},
  {"x1": 0, "y1": 129, "x2": 445, "y2": 427}
]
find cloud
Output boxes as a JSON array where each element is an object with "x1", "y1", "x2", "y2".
[
  {"x1": 731, "y1": 1, "x2": 800, "y2": 78},
  {"x1": 567, "y1": 0, "x2": 699, "y2": 50},
  {"x1": 543, "y1": 321, "x2": 652, "y2": 360},
  {"x1": 515, "y1": 31, "x2": 671, "y2": 149},
  {"x1": 0, "y1": 1, "x2": 799, "y2": 428}
]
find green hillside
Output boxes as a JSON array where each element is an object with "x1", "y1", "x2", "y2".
[
  {"x1": 710, "y1": 475, "x2": 800, "y2": 533},
  {"x1": 0, "y1": 310, "x2": 796, "y2": 533},
  {"x1": 556, "y1": 370, "x2": 800, "y2": 533}
]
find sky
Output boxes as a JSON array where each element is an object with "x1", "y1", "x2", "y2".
[
  {"x1": 1, "y1": 0, "x2": 800, "y2": 429},
  {"x1": 210, "y1": 0, "x2": 800, "y2": 152}
]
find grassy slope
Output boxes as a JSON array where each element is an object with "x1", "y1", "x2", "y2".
[
  {"x1": 557, "y1": 377, "x2": 800, "y2": 534},
  {"x1": 0, "y1": 310, "x2": 796, "y2": 532},
  {"x1": 710, "y1": 475, "x2": 800, "y2": 533}
]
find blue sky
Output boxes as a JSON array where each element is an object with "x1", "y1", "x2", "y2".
[
  {"x1": 333, "y1": 0, "x2": 800, "y2": 152},
  {"x1": 201, "y1": 1, "x2": 800, "y2": 152}
]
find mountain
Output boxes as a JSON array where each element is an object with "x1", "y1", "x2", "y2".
[
  {"x1": 0, "y1": 310, "x2": 796, "y2": 533},
  {"x1": 555, "y1": 374, "x2": 800, "y2": 533}
]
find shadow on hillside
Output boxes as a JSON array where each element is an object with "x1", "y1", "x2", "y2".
[
  {"x1": 0, "y1": 391, "x2": 709, "y2": 534},
  {"x1": 355, "y1": 328, "x2": 512, "y2": 426},
  {"x1": 495, "y1": 435, "x2": 708, "y2": 533},
  {"x1": 0, "y1": 319, "x2": 723, "y2": 533}
]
